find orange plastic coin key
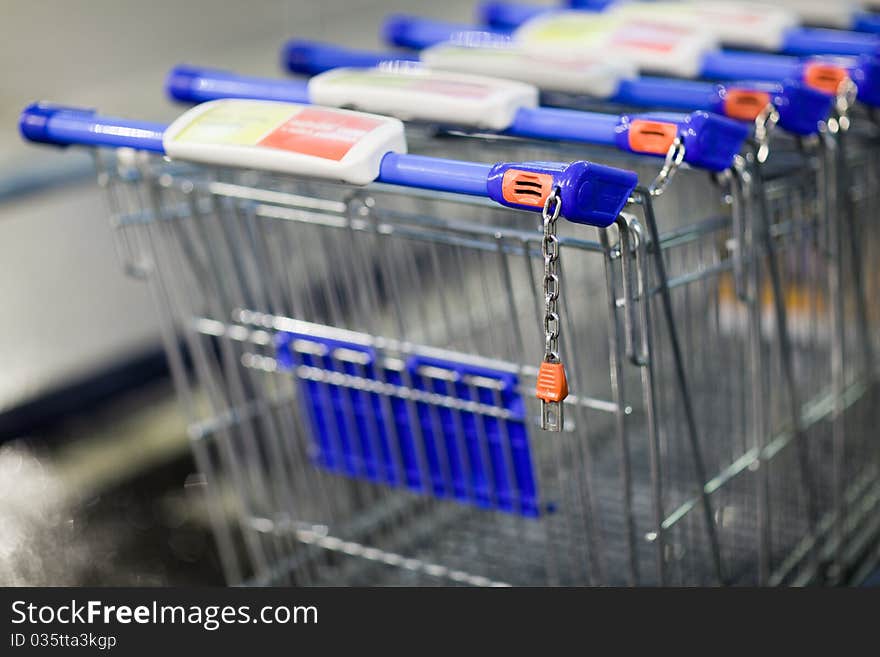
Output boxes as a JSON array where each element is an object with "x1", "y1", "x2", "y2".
[
  {"x1": 803, "y1": 63, "x2": 849, "y2": 96},
  {"x1": 723, "y1": 90, "x2": 771, "y2": 122},
  {"x1": 536, "y1": 360, "x2": 569, "y2": 432},
  {"x1": 627, "y1": 120, "x2": 678, "y2": 156}
]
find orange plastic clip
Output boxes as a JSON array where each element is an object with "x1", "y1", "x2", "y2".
[
  {"x1": 803, "y1": 63, "x2": 849, "y2": 96},
  {"x1": 627, "y1": 120, "x2": 678, "y2": 155},
  {"x1": 501, "y1": 169, "x2": 554, "y2": 208},
  {"x1": 723, "y1": 90, "x2": 772, "y2": 122},
  {"x1": 536, "y1": 361, "x2": 569, "y2": 403}
]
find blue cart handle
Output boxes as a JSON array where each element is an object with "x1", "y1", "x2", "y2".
[
  {"x1": 284, "y1": 40, "x2": 418, "y2": 75},
  {"x1": 19, "y1": 102, "x2": 637, "y2": 227},
  {"x1": 781, "y1": 27, "x2": 880, "y2": 57},
  {"x1": 853, "y1": 12, "x2": 880, "y2": 35},
  {"x1": 167, "y1": 66, "x2": 311, "y2": 105},
  {"x1": 613, "y1": 77, "x2": 721, "y2": 112},
  {"x1": 383, "y1": 14, "x2": 506, "y2": 49},
  {"x1": 478, "y1": 2, "x2": 551, "y2": 31},
  {"x1": 699, "y1": 51, "x2": 803, "y2": 84},
  {"x1": 19, "y1": 103, "x2": 166, "y2": 152},
  {"x1": 283, "y1": 41, "x2": 414, "y2": 75}
]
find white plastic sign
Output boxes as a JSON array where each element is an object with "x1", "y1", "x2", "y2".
[
  {"x1": 514, "y1": 12, "x2": 717, "y2": 79},
  {"x1": 610, "y1": 1, "x2": 800, "y2": 51},
  {"x1": 163, "y1": 99, "x2": 406, "y2": 185},
  {"x1": 419, "y1": 41, "x2": 637, "y2": 98},
  {"x1": 307, "y1": 66, "x2": 539, "y2": 131},
  {"x1": 727, "y1": 0, "x2": 859, "y2": 29}
]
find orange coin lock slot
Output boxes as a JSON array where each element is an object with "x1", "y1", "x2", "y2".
[
  {"x1": 627, "y1": 120, "x2": 678, "y2": 155},
  {"x1": 724, "y1": 90, "x2": 772, "y2": 121},
  {"x1": 501, "y1": 169, "x2": 554, "y2": 208},
  {"x1": 536, "y1": 361, "x2": 569, "y2": 403},
  {"x1": 803, "y1": 63, "x2": 849, "y2": 95}
]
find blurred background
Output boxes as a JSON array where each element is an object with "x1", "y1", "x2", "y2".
[{"x1": 0, "y1": 0, "x2": 510, "y2": 586}]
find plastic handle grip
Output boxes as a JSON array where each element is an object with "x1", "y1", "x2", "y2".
[
  {"x1": 378, "y1": 152, "x2": 492, "y2": 195},
  {"x1": 383, "y1": 14, "x2": 505, "y2": 50},
  {"x1": 781, "y1": 26, "x2": 880, "y2": 57},
  {"x1": 166, "y1": 66, "x2": 310, "y2": 105},
  {"x1": 509, "y1": 107, "x2": 619, "y2": 145},
  {"x1": 611, "y1": 77, "x2": 715, "y2": 112},
  {"x1": 852, "y1": 12, "x2": 880, "y2": 35},
  {"x1": 478, "y1": 2, "x2": 550, "y2": 31},
  {"x1": 19, "y1": 103, "x2": 166, "y2": 152},
  {"x1": 283, "y1": 40, "x2": 417, "y2": 75},
  {"x1": 851, "y1": 54, "x2": 880, "y2": 106},
  {"x1": 699, "y1": 50, "x2": 802, "y2": 82}
]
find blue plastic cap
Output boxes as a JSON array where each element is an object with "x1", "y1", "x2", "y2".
[
  {"x1": 487, "y1": 160, "x2": 637, "y2": 227},
  {"x1": 782, "y1": 26, "x2": 880, "y2": 59},
  {"x1": 382, "y1": 14, "x2": 478, "y2": 49},
  {"x1": 19, "y1": 102, "x2": 96, "y2": 146},
  {"x1": 282, "y1": 40, "x2": 411, "y2": 75},
  {"x1": 383, "y1": 14, "x2": 415, "y2": 48},
  {"x1": 165, "y1": 64, "x2": 226, "y2": 102},
  {"x1": 478, "y1": 2, "x2": 549, "y2": 31},
  {"x1": 768, "y1": 80, "x2": 833, "y2": 135},
  {"x1": 853, "y1": 12, "x2": 880, "y2": 35},
  {"x1": 850, "y1": 54, "x2": 880, "y2": 107},
  {"x1": 284, "y1": 40, "x2": 326, "y2": 75},
  {"x1": 678, "y1": 112, "x2": 749, "y2": 172},
  {"x1": 615, "y1": 111, "x2": 748, "y2": 172}
]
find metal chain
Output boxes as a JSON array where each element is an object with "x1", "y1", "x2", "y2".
[
  {"x1": 754, "y1": 103, "x2": 780, "y2": 164},
  {"x1": 649, "y1": 137, "x2": 686, "y2": 197},
  {"x1": 542, "y1": 187, "x2": 562, "y2": 363},
  {"x1": 835, "y1": 78, "x2": 858, "y2": 126}
]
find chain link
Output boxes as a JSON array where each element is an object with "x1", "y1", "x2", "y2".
[
  {"x1": 542, "y1": 187, "x2": 562, "y2": 363},
  {"x1": 648, "y1": 137, "x2": 686, "y2": 197},
  {"x1": 835, "y1": 78, "x2": 858, "y2": 123},
  {"x1": 754, "y1": 102, "x2": 780, "y2": 164}
]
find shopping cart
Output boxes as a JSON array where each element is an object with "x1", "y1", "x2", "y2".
[{"x1": 19, "y1": 81, "x2": 880, "y2": 586}]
